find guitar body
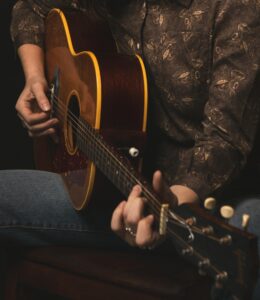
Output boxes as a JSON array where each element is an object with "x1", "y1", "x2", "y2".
[
  {"x1": 34, "y1": 9, "x2": 148, "y2": 211},
  {"x1": 32, "y1": 9, "x2": 259, "y2": 300}
]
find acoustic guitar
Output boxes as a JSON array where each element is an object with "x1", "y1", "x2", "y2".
[{"x1": 34, "y1": 8, "x2": 258, "y2": 300}]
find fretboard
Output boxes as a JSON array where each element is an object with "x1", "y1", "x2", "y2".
[{"x1": 76, "y1": 117, "x2": 160, "y2": 218}]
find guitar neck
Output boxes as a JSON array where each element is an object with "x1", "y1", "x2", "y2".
[{"x1": 76, "y1": 117, "x2": 161, "y2": 218}]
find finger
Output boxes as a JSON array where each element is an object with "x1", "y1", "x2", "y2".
[
  {"x1": 124, "y1": 185, "x2": 143, "y2": 219},
  {"x1": 152, "y1": 170, "x2": 163, "y2": 194},
  {"x1": 111, "y1": 201, "x2": 127, "y2": 238},
  {"x1": 31, "y1": 83, "x2": 51, "y2": 112},
  {"x1": 17, "y1": 114, "x2": 27, "y2": 128},
  {"x1": 123, "y1": 185, "x2": 145, "y2": 230},
  {"x1": 17, "y1": 109, "x2": 50, "y2": 126},
  {"x1": 17, "y1": 113, "x2": 58, "y2": 138},
  {"x1": 152, "y1": 170, "x2": 178, "y2": 207},
  {"x1": 128, "y1": 185, "x2": 142, "y2": 203},
  {"x1": 135, "y1": 214, "x2": 157, "y2": 247},
  {"x1": 25, "y1": 118, "x2": 59, "y2": 133},
  {"x1": 28, "y1": 127, "x2": 56, "y2": 138},
  {"x1": 123, "y1": 195, "x2": 145, "y2": 229},
  {"x1": 111, "y1": 201, "x2": 138, "y2": 247}
]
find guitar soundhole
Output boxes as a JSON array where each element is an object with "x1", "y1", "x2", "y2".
[{"x1": 65, "y1": 93, "x2": 80, "y2": 155}]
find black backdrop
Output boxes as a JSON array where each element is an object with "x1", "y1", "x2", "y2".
[{"x1": 0, "y1": 1, "x2": 34, "y2": 170}]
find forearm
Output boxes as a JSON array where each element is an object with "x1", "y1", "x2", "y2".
[{"x1": 18, "y1": 44, "x2": 45, "y2": 82}]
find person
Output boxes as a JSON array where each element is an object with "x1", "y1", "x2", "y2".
[{"x1": 2, "y1": 0, "x2": 259, "y2": 298}]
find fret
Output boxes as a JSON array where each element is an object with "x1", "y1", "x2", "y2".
[
  {"x1": 76, "y1": 117, "x2": 147, "y2": 200},
  {"x1": 75, "y1": 119, "x2": 165, "y2": 227}
]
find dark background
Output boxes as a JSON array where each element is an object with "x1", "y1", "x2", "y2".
[{"x1": 0, "y1": 1, "x2": 34, "y2": 170}]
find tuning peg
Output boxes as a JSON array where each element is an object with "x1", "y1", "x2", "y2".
[
  {"x1": 242, "y1": 214, "x2": 250, "y2": 230},
  {"x1": 220, "y1": 205, "x2": 234, "y2": 220},
  {"x1": 204, "y1": 197, "x2": 216, "y2": 210}
]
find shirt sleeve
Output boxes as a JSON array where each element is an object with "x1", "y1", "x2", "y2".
[
  {"x1": 10, "y1": 0, "x2": 80, "y2": 50},
  {"x1": 174, "y1": 0, "x2": 260, "y2": 200}
]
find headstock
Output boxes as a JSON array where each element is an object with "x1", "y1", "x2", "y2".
[{"x1": 166, "y1": 202, "x2": 258, "y2": 300}]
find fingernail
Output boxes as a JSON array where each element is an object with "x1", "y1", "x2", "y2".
[
  {"x1": 134, "y1": 185, "x2": 141, "y2": 191},
  {"x1": 148, "y1": 215, "x2": 154, "y2": 222},
  {"x1": 42, "y1": 103, "x2": 50, "y2": 111}
]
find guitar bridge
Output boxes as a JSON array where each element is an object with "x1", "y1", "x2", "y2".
[{"x1": 159, "y1": 204, "x2": 169, "y2": 235}]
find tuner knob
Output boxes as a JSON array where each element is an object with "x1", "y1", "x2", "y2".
[
  {"x1": 242, "y1": 213, "x2": 250, "y2": 230},
  {"x1": 215, "y1": 271, "x2": 228, "y2": 284},
  {"x1": 220, "y1": 205, "x2": 234, "y2": 220},
  {"x1": 219, "y1": 234, "x2": 232, "y2": 246},
  {"x1": 204, "y1": 197, "x2": 216, "y2": 210},
  {"x1": 181, "y1": 246, "x2": 194, "y2": 256},
  {"x1": 202, "y1": 225, "x2": 214, "y2": 235},
  {"x1": 198, "y1": 258, "x2": 210, "y2": 276}
]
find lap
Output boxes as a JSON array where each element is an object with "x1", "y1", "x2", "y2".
[{"x1": 0, "y1": 169, "x2": 126, "y2": 248}]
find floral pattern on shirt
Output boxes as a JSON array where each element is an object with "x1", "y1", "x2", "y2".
[{"x1": 10, "y1": 0, "x2": 260, "y2": 200}]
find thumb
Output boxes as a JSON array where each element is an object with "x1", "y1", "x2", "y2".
[
  {"x1": 152, "y1": 170, "x2": 177, "y2": 207},
  {"x1": 152, "y1": 170, "x2": 163, "y2": 195},
  {"x1": 32, "y1": 82, "x2": 51, "y2": 112}
]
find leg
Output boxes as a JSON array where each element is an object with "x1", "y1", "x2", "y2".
[
  {"x1": 0, "y1": 169, "x2": 130, "y2": 299},
  {"x1": 229, "y1": 197, "x2": 260, "y2": 300},
  {"x1": 0, "y1": 169, "x2": 127, "y2": 247}
]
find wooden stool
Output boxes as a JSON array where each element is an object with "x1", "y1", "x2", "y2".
[{"x1": 4, "y1": 246, "x2": 211, "y2": 300}]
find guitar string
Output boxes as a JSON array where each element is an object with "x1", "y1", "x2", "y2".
[
  {"x1": 51, "y1": 95, "x2": 221, "y2": 240},
  {"x1": 50, "y1": 97, "x2": 164, "y2": 212},
  {"x1": 49, "y1": 96, "x2": 224, "y2": 275},
  {"x1": 50, "y1": 95, "x2": 225, "y2": 260},
  {"x1": 167, "y1": 219, "x2": 221, "y2": 243},
  {"x1": 50, "y1": 96, "x2": 163, "y2": 215}
]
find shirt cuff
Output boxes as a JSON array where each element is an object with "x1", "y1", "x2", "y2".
[{"x1": 13, "y1": 32, "x2": 44, "y2": 51}]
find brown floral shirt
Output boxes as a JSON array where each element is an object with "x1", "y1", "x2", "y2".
[{"x1": 10, "y1": 0, "x2": 260, "y2": 201}]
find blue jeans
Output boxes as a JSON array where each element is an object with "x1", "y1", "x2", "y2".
[
  {"x1": 0, "y1": 170, "x2": 128, "y2": 248},
  {"x1": 229, "y1": 198, "x2": 260, "y2": 300},
  {"x1": 0, "y1": 169, "x2": 130, "y2": 299},
  {"x1": 0, "y1": 169, "x2": 259, "y2": 299}
]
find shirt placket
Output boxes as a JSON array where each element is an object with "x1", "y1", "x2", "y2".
[{"x1": 132, "y1": 1, "x2": 147, "y2": 55}]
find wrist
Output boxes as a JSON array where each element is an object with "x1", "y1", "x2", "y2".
[
  {"x1": 26, "y1": 75, "x2": 47, "y2": 86},
  {"x1": 18, "y1": 44, "x2": 45, "y2": 82}
]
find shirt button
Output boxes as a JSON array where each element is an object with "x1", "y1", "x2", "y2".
[{"x1": 136, "y1": 43, "x2": 141, "y2": 50}]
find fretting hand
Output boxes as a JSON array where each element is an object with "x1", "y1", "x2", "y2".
[{"x1": 111, "y1": 170, "x2": 178, "y2": 249}]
